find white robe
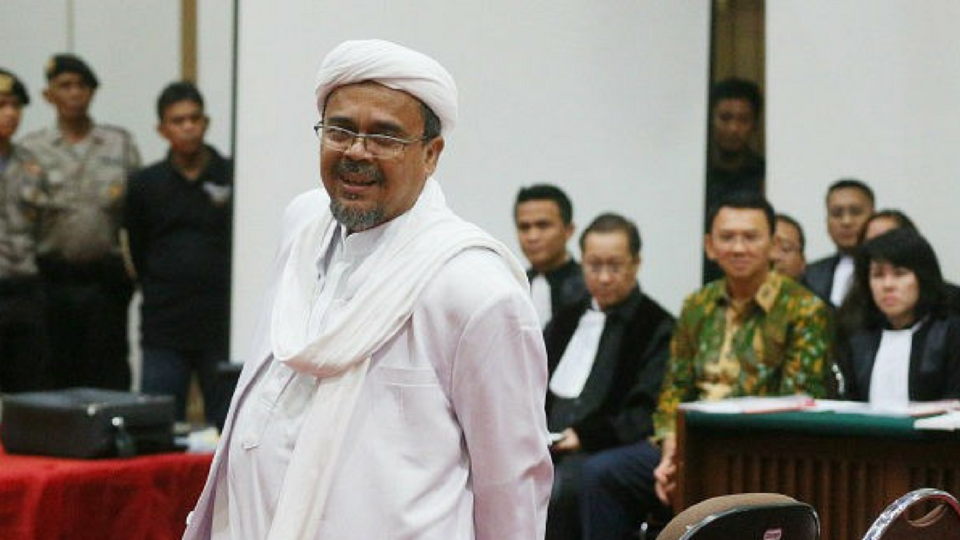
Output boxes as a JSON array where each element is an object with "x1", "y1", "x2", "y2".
[{"x1": 183, "y1": 186, "x2": 553, "y2": 540}]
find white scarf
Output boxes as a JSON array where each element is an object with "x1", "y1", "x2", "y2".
[{"x1": 266, "y1": 178, "x2": 527, "y2": 539}]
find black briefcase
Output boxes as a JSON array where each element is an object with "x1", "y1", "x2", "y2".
[{"x1": 1, "y1": 387, "x2": 177, "y2": 459}]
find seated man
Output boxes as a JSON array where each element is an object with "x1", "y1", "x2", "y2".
[
  {"x1": 578, "y1": 192, "x2": 831, "y2": 540},
  {"x1": 770, "y1": 213, "x2": 806, "y2": 280},
  {"x1": 544, "y1": 213, "x2": 673, "y2": 540},
  {"x1": 515, "y1": 184, "x2": 587, "y2": 327},
  {"x1": 804, "y1": 179, "x2": 875, "y2": 306}
]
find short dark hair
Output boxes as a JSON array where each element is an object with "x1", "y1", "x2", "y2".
[
  {"x1": 775, "y1": 213, "x2": 805, "y2": 254},
  {"x1": 826, "y1": 178, "x2": 875, "y2": 207},
  {"x1": 840, "y1": 228, "x2": 946, "y2": 331},
  {"x1": 157, "y1": 81, "x2": 204, "y2": 121},
  {"x1": 515, "y1": 184, "x2": 573, "y2": 225},
  {"x1": 858, "y1": 208, "x2": 918, "y2": 244},
  {"x1": 710, "y1": 77, "x2": 762, "y2": 117},
  {"x1": 868, "y1": 208, "x2": 917, "y2": 232},
  {"x1": 706, "y1": 191, "x2": 776, "y2": 235},
  {"x1": 579, "y1": 213, "x2": 641, "y2": 258}
]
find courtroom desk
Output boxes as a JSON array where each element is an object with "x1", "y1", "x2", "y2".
[
  {"x1": 675, "y1": 408, "x2": 960, "y2": 540},
  {"x1": 0, "y1": 439, "x2": 212, "y2": 540}
]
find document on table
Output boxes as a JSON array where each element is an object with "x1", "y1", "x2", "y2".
[
  {"x1": 914, "y1": 410, "x2": 960, "y2": 431},
  {"x1": 679, "y1": 395, "x2": 816, "y2": 414},
  {"x1": 812, "y1": 399, "x2": 960, "y2": 418}
]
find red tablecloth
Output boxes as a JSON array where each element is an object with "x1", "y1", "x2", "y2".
[{"x1": 0, "y1": 439, "x2": 212, "y2": 540}]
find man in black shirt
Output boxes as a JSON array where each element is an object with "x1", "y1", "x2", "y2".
[
  {"x1": 515, "y1": 184, "x2": 587, "y2": 328},
  {"x1": 124, "y1": 82, "x2": 232, "y2": 426}
]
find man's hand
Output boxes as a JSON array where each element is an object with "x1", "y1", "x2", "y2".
[
  {"x1": 653, "y1": 434, "x2": 677, "y2": 505},
  {"x1": 550, "y1": 428, "x2": 581, "y2": 453}
]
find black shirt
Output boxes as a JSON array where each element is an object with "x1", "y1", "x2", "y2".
[{"x1": 124, "y1": 146, "x2": 232, "y2": 350}]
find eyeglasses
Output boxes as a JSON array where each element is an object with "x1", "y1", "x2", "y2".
[
  {"x1": 313, "y1": 122, "x2": 427, "y2": 159},
  {"x1": 584, "y1": 260, "x2": 633, "y2": 276},
  {"x1": 777, "y1": 239, "x2": 801, "y2": 254}
]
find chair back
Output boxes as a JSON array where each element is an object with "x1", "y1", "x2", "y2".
[
  {"x1": 862, "y1": 488, "x2": 960, "y2": 540},
  {"x1": 658, "y1": 492, "x2": 819, "y2": 540}
]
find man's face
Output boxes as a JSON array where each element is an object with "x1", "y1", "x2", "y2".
[
  {"x1": 515, "y1": 200, "x2": 573, "y2": 273},
  {"x1": 320, "y1": 82, "x2": 443, "y2": 232},
  {"x1": 158, "y1": 100, "x2": 208, "y2": 157},
  {"x1": 826, "y1": 187, "x2": 873, "y2": 253},
  {"x1": 0, "y1": 94, "x2": 22, "y2": 141},
  {"x1": 582, "y1": 230, "x2": 639, "y2": 311},
  {"x1": 711, "y1": 98, "x2": 756, "y2": 155},
  {"x1": 771, "y1": 218, "x2": 805, "y2": 279},
  {"x1": 43, "y1": 72, "x2": 94, "y2": 121},
  {"x1": 705, "y1": 207, "x2": 773, "y2": 285}
]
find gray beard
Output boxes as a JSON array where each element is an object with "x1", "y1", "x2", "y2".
[{"x1": 330, "y1": 198, "x2": 385, "y2": 232}]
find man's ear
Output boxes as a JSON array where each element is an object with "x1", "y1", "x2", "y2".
[
  {"x1": 563, "y1": 222, "x2": 575, "y2": 242},
  {"x1": 704, "y1": 233, "x2": 717, "y2": 261},
  {"x1": 422, "y1": 136, "x2": 444, "y2": 178},
  {"x1": 763, "y1": 231, "x2": 777, "y2": 259}
]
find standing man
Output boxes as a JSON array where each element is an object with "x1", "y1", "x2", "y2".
[
  {"x1": 515, "y1": 184, "x2": 587, "y2": 328},
  {"x1": 771, "y1": 213, "x2": 806, "y2": 280},
  {"x1": 124, "y1": 82, "x2": 232, "y2": 427},
  {"x1": 578, "y1": 193, "x2": 831, "y2": 540},
  {"x1": 703, "y1": 77, "x2": 765, "y2": 283},
  {"x1": 183, "y1": 40, "x2": 552, "y2": 540},
  {"x1": 0, "y1": 69, "x2": 51, "y2": 392},
  {"x1": 804, "y1": 179, "x2": 875, "y2": 306},
  {"x1": 544, "y1": 213, "x2": 673, "y2": 540},
  {"x1": 21, "y1": 53, "x2": 141, "y2": 390}
]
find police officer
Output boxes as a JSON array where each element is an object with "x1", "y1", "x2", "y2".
[
  {"x1": 21, "y1": 54, "x2": 140, "y2": 391},
  {"x1": 0, "y1": 68, "x2": 52, "y2": 392}
]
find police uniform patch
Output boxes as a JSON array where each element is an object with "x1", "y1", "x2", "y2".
[{"x1": 107, "y1": 183, "x2": 124, "y2": 201}]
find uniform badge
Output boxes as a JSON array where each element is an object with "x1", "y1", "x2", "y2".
[
  {"x1": 107, "y1": 183, "x2": 124, "y2": 201},
  {"x1": 202, "y1": 182, "x2": 231, "y2": 206}
]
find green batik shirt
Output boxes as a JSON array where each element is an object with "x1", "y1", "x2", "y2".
[{"x1": 654, "y1": 271, "x2": 832, "y2": 438}]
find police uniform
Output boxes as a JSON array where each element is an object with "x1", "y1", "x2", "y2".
[
  {"x1": 21, "y1": 120, "x2": 140, "y2": 391},
  {"x1": 0, "y1": 69, "x2": 52, "y2": 392}
]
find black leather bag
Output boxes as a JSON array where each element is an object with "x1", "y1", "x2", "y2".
[{"x1": 1, "y1": 388, "x2": 176, "y2": 459}]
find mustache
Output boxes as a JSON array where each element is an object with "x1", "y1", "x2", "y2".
[{"x1": 336, "y1": 159, "x2": 385, "y2": 184}]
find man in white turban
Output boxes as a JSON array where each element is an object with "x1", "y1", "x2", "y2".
[{"x1": 182, "y1": 39, "x2": 553, "y2": 540}]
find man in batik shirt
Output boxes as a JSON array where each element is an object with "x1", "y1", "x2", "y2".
[{"x1": 577, "y1": 192, "x2": 831, "y2": 540}]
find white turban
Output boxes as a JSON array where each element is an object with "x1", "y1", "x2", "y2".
[{"x1": 315, "y1": 39, "x2": 458, "y2": 134}]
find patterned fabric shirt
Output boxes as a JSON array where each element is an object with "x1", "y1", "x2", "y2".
[
  {"x1": 654, "y1": 272, "x2": 832, "y2": 437},
  {"x1": 20, "y1": 124, "x2": 140, "y2": 262},
  {"x1": 0, "y1": 145, "x2": 47, "y2": 278}
]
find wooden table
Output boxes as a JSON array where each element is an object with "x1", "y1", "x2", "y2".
[{"x1": 675, "y1": 408, "x2": 960, "y2": 540}]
